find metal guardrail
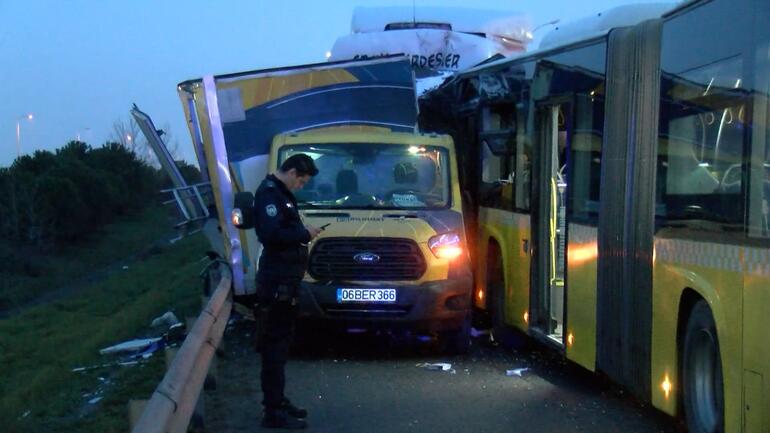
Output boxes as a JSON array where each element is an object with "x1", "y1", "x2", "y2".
[
  {"x1": 161, "y1": 182, "x2": 214, "y2": 242},
  {"x1": 131, "y1": 274, "x2": 232, "y2": 433}
]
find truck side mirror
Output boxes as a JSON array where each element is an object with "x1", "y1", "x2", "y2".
[{"x1": 232, "y1": 191, "x2": 255, "y2": 229}]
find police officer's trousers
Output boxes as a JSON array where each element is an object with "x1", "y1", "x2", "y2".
[{"x1": 258, "y1": 299, "x2": 298, "y2": 411}]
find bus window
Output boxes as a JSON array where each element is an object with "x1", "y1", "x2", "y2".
[
  {"x1": 748, "y1": 22, "x2": 770, "y2": 238},
  {"x1": 480, "y1": 139, "x2": 505, "y2": 183},
  {"x1": 569, "y1": 90, "x2": 604, "y2": 224},
  {"x1": 478, "y1": 103, "x2": 516, "y2": 209},
  {"x1": 513, "y1": 104, "x2": 531, "y2": 211},
  {"x1": 657, "y1": 55, "x2": 747, "y2": 228}
]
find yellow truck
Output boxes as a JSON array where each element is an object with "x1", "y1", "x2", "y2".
[{"x1": 174, "y1": 57, "x2": 472, "y2": 351}]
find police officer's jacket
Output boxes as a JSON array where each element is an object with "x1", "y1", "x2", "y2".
[{"x1": 253, "y1": 174, "x2": 311, "y2": 284}]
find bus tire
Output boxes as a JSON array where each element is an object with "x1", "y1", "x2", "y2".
[
  {"x1": 487, "y1": 244, "x2": 506, "y2": 340},
  {"x1": 491, "y1": 278, "x2": 506, "y2": 341},
  {"x1": 682, "y1": 300, "x2": 724, "y2": 433}
]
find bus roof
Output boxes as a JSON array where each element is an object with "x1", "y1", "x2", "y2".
[
  {"x1": 538, "y1": 2, "x2": 677, "y2": 50},
  {"x1": 437, "y1": 2, "x2": 678, "y2": 81}
]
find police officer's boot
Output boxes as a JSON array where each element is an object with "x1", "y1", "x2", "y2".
[
  {"x1": 281, "y1": 398, "x2": 307, "y2": 419},
  {"x1": 261, "y1": 408, "x2": 307, "y2": 429}
]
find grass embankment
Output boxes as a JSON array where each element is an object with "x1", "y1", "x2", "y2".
[
  {"x1": 0, "y1": 206, "x2": 174, "y2": 311},
  {"x1": 0, "y1": 225, "x2": 210, "y2": 432}
]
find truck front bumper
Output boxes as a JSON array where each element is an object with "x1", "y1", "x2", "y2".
[{"x1": 297, "y1": 276, "x2": 472, "y2": 333}]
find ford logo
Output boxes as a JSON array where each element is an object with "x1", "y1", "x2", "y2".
[{"x1": 354, "y1": 252, "x2": 380, "y2": 264}]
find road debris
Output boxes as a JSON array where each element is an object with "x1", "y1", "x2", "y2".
[
  {"x1": 151, "y1": 311, "x2": 181, "y2": 328},
  {"x1": 72, "y1": 360, "x2": 140, "y2": 372},
  {"x1": 131, "y1": 339, "x2": 164, "y2": 359},
  {"x1": 417, "y1": 362, "x2": 455, "y2": 373},
  {"x1": 99, "y1": 337, "x2": 162, "y2": 355},
  {"x1": 165, "y1": 322, "x2": 186, "y2": 343},
  {"x1": 506, "y1": 367, "x2": 530, "y2": 377},
  {"x1": 470, "y1": 327, "x2": 490, "y2": 337}
]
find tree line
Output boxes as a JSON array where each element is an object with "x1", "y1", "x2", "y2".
[{"x1": 0, "y1": 140, "x2": 200, "y2": 250}]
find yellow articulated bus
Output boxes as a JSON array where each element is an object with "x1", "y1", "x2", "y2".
[{"x1": 420, "y1": 0, "x2": 769, "y2": 431}]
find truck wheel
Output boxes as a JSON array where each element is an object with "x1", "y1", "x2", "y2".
[
  {"x1": 682, "y1": 300, "x2": 724, "y2": 433},
  {"x1": 441, "y1": 314, "x2": 471, "y2": 355}
]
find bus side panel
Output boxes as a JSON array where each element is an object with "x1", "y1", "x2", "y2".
[
  {"x1": 743, "y1": 247, "x2": 770, "y2": 432},
  {"x1": 510, "y1": 213, "x2": 531, "y2": 331},
  {"x1": 476, "y1": 207, "x2": 530, "y2": 331},
  {"x1": 565, "y1": 223, "x2": 597, "y2": 371},
  {"x1": 651, "y1": 238, "x2": 743, "y2": 433}
]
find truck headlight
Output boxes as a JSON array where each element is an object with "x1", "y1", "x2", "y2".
[
  {"x1": 231, "y1": 208, "x2": 243, "y2": 227},
  {"x1": 428, "y1": 232, "x2": 463, "y2": 260}
]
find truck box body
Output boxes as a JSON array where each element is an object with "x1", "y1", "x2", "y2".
[
  {"x1": 177, "y1": 57, "x2": 418, "y2": 295},
  {"x1": 177, "y1": 56, "x2": 471, "y2": 345}
]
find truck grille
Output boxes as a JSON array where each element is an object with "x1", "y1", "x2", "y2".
[{"x1": 309, "y1": 237, "x2": 426, "y2": 281}]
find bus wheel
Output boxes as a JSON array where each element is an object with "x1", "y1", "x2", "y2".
[
  {"x1": 682, "y1": 300, "x2": 724, "y2": 433},
  {"x1": 487, "y1": 253, "x2": 506, "y2": 340},
  {"x1": 491, "y1": 279, "x2": 506, "y2": 340}
]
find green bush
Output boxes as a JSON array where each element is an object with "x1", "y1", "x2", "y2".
[{"x1": 0, "y1": 140, "x2": 167, "y2": 250}]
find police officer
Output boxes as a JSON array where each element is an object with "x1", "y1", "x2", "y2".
[{"x1": 253, "y1": 153, "x2": 321, "y2": 429}]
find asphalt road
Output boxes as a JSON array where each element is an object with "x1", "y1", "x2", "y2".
[{"x1": 205, "y1": 321, "x2": 679, "y2": 433}]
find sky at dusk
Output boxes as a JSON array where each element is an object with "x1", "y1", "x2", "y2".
[{"x1": 0, "y1": 0, "x2": 671, "y2": 168}]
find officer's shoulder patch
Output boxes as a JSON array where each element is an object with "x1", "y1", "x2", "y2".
[{"x1": 265, "y1": 204, "x2": 278, "y2": 217}]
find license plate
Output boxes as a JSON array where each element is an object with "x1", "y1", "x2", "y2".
[{"x1": 336, "y1": 288, "x2": 397, "y2": 303}]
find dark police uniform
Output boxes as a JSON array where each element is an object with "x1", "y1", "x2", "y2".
[{"x1": 252, "y1": 174, "x2": 311, "y2": 414}]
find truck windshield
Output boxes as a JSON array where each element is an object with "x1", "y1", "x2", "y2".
[{"x1": 278, "y1": 143, "x2": 451, "y2": 209}]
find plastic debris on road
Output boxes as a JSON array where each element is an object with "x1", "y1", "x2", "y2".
[
  {"x1": 131, "y1": 339, "x2": 164, "y2": 359},
  {"x1": 470, "y1": 327, "x2": 490, "y2": 337},
  {"x1": 99, "y1": 337, "x2": 162, "y2": 355},
  {"x1": 417, "y1": 362, "x2": 455, "y2": 373},
  {"x1": 506, "y1": 367, "x2": 530, "y2": 377},
  {"x1": 88, "y1": 397, "x2": 103, "y2": 405},
  {"x1": 165, "y1": 322, "x2": 186, "y2": 343},
  {"x1": 151, "y1": 311, "x2": 181, "y2": 328},
  {"x1": 72, "y1": 360, "x2": 140, "y2": 372}
]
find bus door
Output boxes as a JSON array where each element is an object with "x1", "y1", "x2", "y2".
[{"x1": 532, "y1": 100, "x2": 571, "y2": 345}]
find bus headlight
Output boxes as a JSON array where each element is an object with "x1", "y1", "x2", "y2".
[{"x1": 429, "y1": 232, "x2": 463, "y2": 260}]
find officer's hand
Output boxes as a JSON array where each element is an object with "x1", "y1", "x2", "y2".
[{"x1": 306, "y1": 225, "x2": 322, "y2": 240}]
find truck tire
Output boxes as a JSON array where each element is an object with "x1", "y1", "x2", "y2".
[
  {"x1": 441, "y1": 313, "x2": 471, "y2": 355},
  {"x1": 682, "y1": 300, "x2": 724, "y2": 433}
]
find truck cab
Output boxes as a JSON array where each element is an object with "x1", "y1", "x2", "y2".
[{"x1": 269, "y1": 128, "x2": 472, "y2": 350}]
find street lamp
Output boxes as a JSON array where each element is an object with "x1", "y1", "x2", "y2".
[
  {"x1": 16, "y1": 113, "x2": 34, "y2": 157},
  {"x1": 76, "y1": 127, "x2": 91, "y2": 142}
]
